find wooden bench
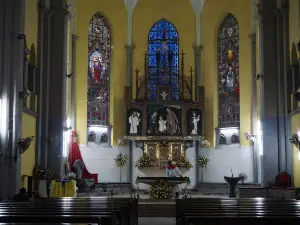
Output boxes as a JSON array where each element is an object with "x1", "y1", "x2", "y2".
[
  {"x1": 176, "y1": 198, "x2": 300, "y2": 225},
  {"x1": 0, "y1": 197, "x2": 138, "y2": 225}
]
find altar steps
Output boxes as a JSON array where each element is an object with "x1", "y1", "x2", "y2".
[{"x1": 138, "y1": 203, "x2": 176, "y2": 217}]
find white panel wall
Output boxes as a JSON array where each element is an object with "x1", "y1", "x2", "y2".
[
  {"x1": 201, "y1": 146, "x2": 254, "y2": 183},
  {"x1": 79, "y1": 143, "x2": 129, "y2": 183},
  {"x1": 79, "y1": 143, "x2": 254, "y2": 186}
]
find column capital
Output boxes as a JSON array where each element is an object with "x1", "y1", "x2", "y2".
[
  {"x1": 124, "y1": 44, "x2": 136, "y2": 51},
  {"x1": 192, "y1": 44, "x2": 203, "y2": 54}
]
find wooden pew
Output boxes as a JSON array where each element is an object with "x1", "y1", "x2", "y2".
[
  {"x1": 176, "y1": 198, "x2": 300, "y2": 225},
  {"x1": 0, "y1": 197, "x2": 138, "y2": 225}
]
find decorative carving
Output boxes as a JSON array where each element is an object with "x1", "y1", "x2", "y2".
[
  {"x1": 88, "y1": 131, "x2": 96, "y2": 142},
  {"x1": 123, "y1": 136, "x2": 203, "y2": 141}
]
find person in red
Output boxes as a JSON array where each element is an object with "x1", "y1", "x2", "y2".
[
  {"x1": 166, "y1": 160, "x2": 182, "y2": 198},
  {"x1": 92, "y1": 56, "x2": 101, "y2": 83}
]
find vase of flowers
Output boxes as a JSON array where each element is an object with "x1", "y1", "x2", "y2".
[
  {"x1": 135, "y1": 154, "x2": 153, "y2": 168},
  {"x1": 114, "y1": 153, "x2": 128, "y2": 192},
  {"x1": 175, "y1": 156, "x2": 193, "y2": 168},
  {"x1": 34, "y1": 166, "x2": 52, "y2": 198},
  {"x1": 196, "y1": 154, "x2": 209, "y2": 182},
  {"x1": 149, "y1": 180, "x2": 173, "y2": 199}
]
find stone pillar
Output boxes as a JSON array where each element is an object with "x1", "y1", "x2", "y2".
[
  {"x1": 280, "y1": 3, "x2": 293, "y2": 177},
  {"x1": 47, "y1": 0, "x2": 68, "y2": 177},
  {"x1": 274, "y1": 6, "x2": 287, "y2": 173},
  {"x1": 193, "y1": 45, "x2": 202, "y2": 101},
  {"x1": 258, "y1": 0, "x2": 280, "y2": 185},
  {"x1": 36, "y1": 1, "x2": 53, "y2": 168},
  {"x1": 195, "y1": 140, "x2": 200, "y2": 185},
  {"x1": 0, "y1": 0, "x2": 25, "y2": 199},
  {"x1": 71, "y1": 35, "x2": 78, "y2": 130},
  {"x1": 249, "y1": 33, "x2": 258, "y2": 183}
]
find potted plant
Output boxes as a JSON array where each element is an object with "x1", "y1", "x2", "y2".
[
  {"x1": 175, "y1": 156, "x2": 193, "y2": 168},
  {"x1": 114, "y1": 153, "x2": 128, "y2": 186},
  {"x1": 149, "y1": 180, "x2": 173, "y2": 199},
  {"x1": 196, "y1": 154, "x2": 209, "y2": 182},
  {"x1": 135, "y1": 154, "x2": 153, "y2": 168},
  {"x1": 34, "y1": 166, "x2": 52, "y2": 198}
]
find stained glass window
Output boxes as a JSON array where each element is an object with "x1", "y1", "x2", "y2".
[
  {"x1": 217, "y1": 13, "x2": 240, "y2": 128},
  {"x1": 147, "y1": 19, "x2": 179, "y2": 100},
  {"x1": 87, "y1": 13, "x2": 111, "y2": 125}
]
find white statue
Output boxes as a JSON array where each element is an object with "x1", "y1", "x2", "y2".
[
  {"x1": 160, "y1": 91, "x2": 168, "y2": 100},
  {"x1": 191, "y1": 112, "x2": 200, "y2": 135},
  {"x1": 129, "y1": 111, "x2": 140, "y2": 134},
  {"x1": 158, "y1": 116, "x2": 167, "y2": 133}
]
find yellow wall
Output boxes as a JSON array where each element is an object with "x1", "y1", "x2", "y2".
[
  {"x1": 289, "y1": 0, "x2": 300, "y2": 186},
  {"x1": 292, "y1": 113, "x2": 300, "y2": 186},
  {"x1": 22, "y1": 0, "x2": 38, "y2": 185},
  {"x1": 201, "y1": 0, "x2": 252, "y2": 146},
  {"x1": 75, "y1": 0, "x2": 127, "y2": 145},
  {"x1": 75, "y1": 0, "x2": 252, "y2": 146}
]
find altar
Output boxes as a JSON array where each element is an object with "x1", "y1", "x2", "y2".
[{"x1": 120, "y1": 48, "x2": 205, "y2": 188}]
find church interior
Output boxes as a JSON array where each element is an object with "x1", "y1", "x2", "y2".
[{"x1": 0, "y1": 0, "x2": 300, "y2": 221}]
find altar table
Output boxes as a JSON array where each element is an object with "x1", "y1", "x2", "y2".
[{"x1": 50, "y1": 180, "x2": 77, "y2": 197}]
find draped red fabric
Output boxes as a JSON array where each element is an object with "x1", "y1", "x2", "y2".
[{"x1": 69, "y1": 131, "x2": 98, "y2": 183}]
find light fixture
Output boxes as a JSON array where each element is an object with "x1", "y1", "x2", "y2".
[
  {"x1": 290, "y1": 132, "x2": 300, "y2": 150},
  {"x1": 63, "y1": 117, "x2": 72, "y2": 131},
  {"x1": 244, "y1": 132, "x2": 256, "y2": 142}
]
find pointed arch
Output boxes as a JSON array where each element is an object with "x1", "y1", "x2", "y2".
[
  {"x1": 147, "y1": 19, "x2": 179, "y2": 100},
  {"x1": 87, "y1": 12, "x2": 111, "y2": 126},
  {"x1": 217, "y1": 13, "x2": 240, "y2": 128}
]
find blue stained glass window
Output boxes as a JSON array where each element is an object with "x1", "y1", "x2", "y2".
[{"x1": 147, "y1": 19, "x2": 179, "y2": 100}]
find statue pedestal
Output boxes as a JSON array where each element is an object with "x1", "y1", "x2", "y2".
[{"x1": 224, "y1": 176, "x2": 242, "y2": 198}]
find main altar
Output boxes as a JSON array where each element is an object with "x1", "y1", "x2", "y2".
[{"x1": 120, "y1": 46, "x2": 204, "y2": 176}]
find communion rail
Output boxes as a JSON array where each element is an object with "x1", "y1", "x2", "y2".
[
  {"x1": 176, "y1": 198, "x2": 300, "y2": 225},
  {"x1": 0, "y1": 197, "x2": 138, "y2": 225}
]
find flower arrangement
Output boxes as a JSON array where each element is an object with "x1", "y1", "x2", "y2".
[
  {"x1": 135, "y1": 154, "x2": 153, "y2": 168},
  {"x1": 68, "y1": 172, "x2": 76, "y2": 180},
  {"x1": 175, "y1": 156, "x2": 193, "y2": 168},
  {"x1": 196, "y1": 154, "x2": 209, "y2": 168},
  {"x1": 114, "y1": 153, "x2": 128, "y2": 168},
  {"x1": 238, "y1": 172, "x2": 248, "y2": 184},
  {"x1": 149, "y1": 180, "x2": 173, "y2": 199},
  {"x1": 34, "y1": 166, "x2": 52, "y2": 179}
]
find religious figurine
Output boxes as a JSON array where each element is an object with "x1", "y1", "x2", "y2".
[
  {"x1": 147, "y1": 111, "x2": 158, "y2": 134},
  {"x1": 160, "y1": 91, "x2": 168, "y2": 100},
  {"x1": 90, "y1": 55, "x2": 102, "y2": 83},
  {"x1": 129, "y1": 111, "x2": 140, "y2": 134},
  {"x1": 225, "y1": 66, "x2": 235, "y2": 92},
  {"x1": 166, "y1": 107, "x2": 179, "y2": 135},
  {"x1": 190, "y1": 112, "x2": 200, "y2": 135},
  {"x1": 158, "y1": 116, "x2": 167, "y2": 133},
  {"x1": 166, "y1": 160, "x2": 182, "y2": 198}
]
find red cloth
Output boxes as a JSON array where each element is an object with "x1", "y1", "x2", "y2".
[
  {"x1": 69, "y1": 131, "x2": 98, "y2": 183},
  {"x1": 275, "y1": 172, "x2": 291, "y2": 187},
  {"x1": 167, "y1": 165, "x2": 176, "y2": 170}
]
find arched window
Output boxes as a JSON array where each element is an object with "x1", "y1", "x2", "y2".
[
  {"x1": 147, "y1": 19, "x2": 179, "y2": 100},
  {"x1": 217, "y1": 13, "x2": 240, "y2": 128},
  {"x1": 87, "y1": 13, "x2": 111, "y2": 125}
]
